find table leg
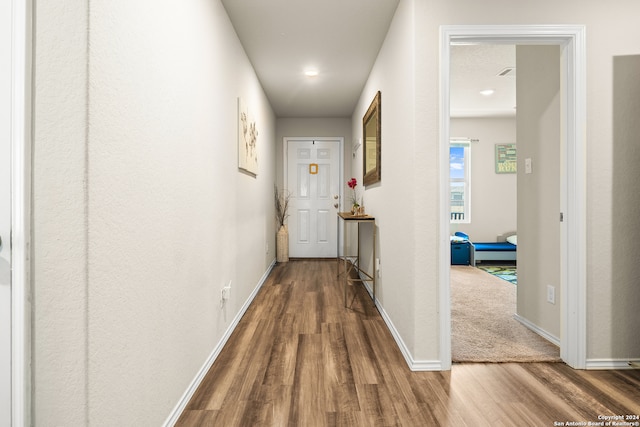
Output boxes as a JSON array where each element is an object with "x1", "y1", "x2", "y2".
[
  {"x1": 343, "y1": 220, "x2": 348, "y2": 307},
  {"x1": 372, "y1": 223, "x2": 376, "y2": 304}
]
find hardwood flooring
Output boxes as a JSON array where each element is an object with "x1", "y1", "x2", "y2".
[{"x1": 176, "y1": 259, "x2": 640, "y2": 426}]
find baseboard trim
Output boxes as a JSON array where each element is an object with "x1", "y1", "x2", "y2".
[
  {"x1": 360, "y1": 274, "x2": 444, "y2": 372},
  {"x1": 586, "y1": 358, "x2": 640, "y2": 370},
  {"x1": 163, "y1": 259, "x2": 276, "y2": 427},
  {"x1": 513, "y1": 314, "x2": 560, "y2": 347},
  {"x1": 510, "y1": 317, "x2": 640, "y2": 371}
]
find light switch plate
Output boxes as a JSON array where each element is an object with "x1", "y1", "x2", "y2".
[{"x1": 525, "y1": 158, "x2": 532, "y2": 174}]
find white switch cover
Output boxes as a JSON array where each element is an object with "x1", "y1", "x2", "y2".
[
  {"x1": 547, "y1": 285, "x2": 555, "y2": 304},
  {"x1": 525, "y1": 158, "x2": 532, "y2": 174}
]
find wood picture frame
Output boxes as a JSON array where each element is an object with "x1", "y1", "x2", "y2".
[{"x1": 363, "y1": 91, "x2": 381, "y2": 186}]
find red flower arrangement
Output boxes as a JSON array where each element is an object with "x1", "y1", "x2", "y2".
[
  {"x1": 347, "y1": 178, "x2": 359, "y2": 211},
  {"x1": 347, "y1": 178, "x2": 357, "y2": 190}
]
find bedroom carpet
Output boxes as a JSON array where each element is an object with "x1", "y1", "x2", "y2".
[{"x1": 451, "y1": 265, "x2": 562, "y2": 363}]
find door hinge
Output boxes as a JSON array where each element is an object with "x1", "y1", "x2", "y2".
[{"x1": 560, "y1": 212, "x2": 564, "y2": 222}]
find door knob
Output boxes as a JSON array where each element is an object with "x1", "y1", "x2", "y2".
[
  {"x1": 334, "y1": 203, "x2": 339, "y2": 209},
  {"x1": 333, "y1": 195, "x2": 339, "y2": 199}
]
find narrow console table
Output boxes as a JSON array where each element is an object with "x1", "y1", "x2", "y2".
[{"x1": 337, "y1": 212, "x2": 376, "y2": 307}]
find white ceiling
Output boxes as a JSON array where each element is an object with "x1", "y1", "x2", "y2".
[
  {"x1": 450, "y1": 44, "x2": 516, "y2": 118},
  {"x1": 221, "y1": 1, "x2": 516, "y2": 119},
  {"x1": 221, "y1": 0, "x2": 400, "y2": 118}
]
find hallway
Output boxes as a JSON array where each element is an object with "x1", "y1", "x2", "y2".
[{"x1": 176, "y1": 260, "x2": 640, "y2": 426}]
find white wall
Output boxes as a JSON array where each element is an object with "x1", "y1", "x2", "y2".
[
  {"x1": 450, "y1": 118, "x2": 517, "y2": 241},
  {"x1": 356, "y1": 0, "x2": 640, "y2": 365},
  {"x1": 33, "y1": 0, "x2": 276, "y2": 425},
  {"x1": 611, "y1": 54, "x2": 640, "y2": 357},
  {"x1": 33, "y1": 0, "x2": 89, "y2": 424},
  {"x1": 352, "y1": 0, "x2": 424, "y2": 361},
  {"x1": 516, "y1": 45, "x2": 561, "y2": 340}
]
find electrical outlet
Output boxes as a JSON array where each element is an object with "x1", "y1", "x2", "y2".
[
  {"x1": 221, "y1": 281, "x2": 232, "y2": 301},
  {"x1": 547, "y1": 285, "x2": 555, "y2": 304}
]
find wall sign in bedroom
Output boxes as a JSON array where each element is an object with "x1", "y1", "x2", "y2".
[{"x1": 495, "y1": 143, "x2": 517, "y2": 174}]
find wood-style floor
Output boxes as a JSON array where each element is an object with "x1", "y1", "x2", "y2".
[{"x1": 176, "y1": 259, "x2": 640, "y2": 426}]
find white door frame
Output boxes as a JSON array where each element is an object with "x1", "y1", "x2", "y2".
[
  {"x1": 7, "y1": 0, "x2": 32, "y2": 424},
  {"x1": 283, "y1": 137, "x2": 344, "y2": 257},
  {"x1": 438, "y1": 25, "x2": 587, "y2": 370}
]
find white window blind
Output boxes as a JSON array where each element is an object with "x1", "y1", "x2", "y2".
[{"x1": 450, "y1": 138, "x2": 474, "y2": 223}]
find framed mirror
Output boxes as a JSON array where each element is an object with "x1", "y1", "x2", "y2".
[{"x1": 363, "y1": 91, "x2": 381, "y2": 186}]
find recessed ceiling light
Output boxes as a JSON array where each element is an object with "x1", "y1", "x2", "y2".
[
  {"x1": 480, "y1": 89, "x2": 495, "y2": 96},
  {"x1": 304, "y1": 70, "x2": 319, "y2": 78}
]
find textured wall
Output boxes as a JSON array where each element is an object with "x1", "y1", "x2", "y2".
[
  {"x1": 87, "y1": 0, "x2": 276, "y2": 424},
  {"x1": 611, "y1": 55, "x2": 640, "y2": 358},
  {"x1": 516, "y1": 45, "x2": 561, "y2": 339},
  {"x1": 33, "y1": 0, "x2": 89, "y2": 424},
  {"x1": 33, "y1": 0, "x2": 276, "y2": 425},
  {"x1": 351, "y1": 0, "x2": 422, "y2": 359}
]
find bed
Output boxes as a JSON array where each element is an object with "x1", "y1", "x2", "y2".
[{"x1": 454, "y1": 232, "x2": 517, "y2": 266}]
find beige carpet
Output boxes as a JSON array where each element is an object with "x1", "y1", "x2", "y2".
[{"x1": 451, "y1": 266, "x2": 562, "y2": 363}]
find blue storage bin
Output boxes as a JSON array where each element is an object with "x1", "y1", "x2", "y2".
[{"x1": 451, "y1": 242, "x2": 471, "y2": 265}]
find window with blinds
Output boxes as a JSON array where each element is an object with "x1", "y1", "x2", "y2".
[{"x1": 450, "y1": 139, "x2": 473, "y2": 223}]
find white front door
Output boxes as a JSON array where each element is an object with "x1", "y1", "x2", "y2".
[
  {"x1": 286, "y1": 139, "x2": 341, "y2": 258},
  {"x1": 0, "y1": 0, "x2": 12, "y2": 422}
]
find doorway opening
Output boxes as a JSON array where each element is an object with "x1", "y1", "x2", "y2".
[
  {"x1": 449, "y1": 43, "x2": 563, "y2": 363},
  {"x1": 439, "y1": 25, "x2": 587, "y2": 370}
]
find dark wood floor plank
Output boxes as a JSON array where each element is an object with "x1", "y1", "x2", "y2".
[
  {"x1": 184, "y1": 319, "x2": 260, "y2": 411},
  {"x1": 253, "y1": 384, "x2": 292, "y2": 426},
  {"x1": 362, "y1": 318, "x2": 421, "y2": 415},
  {"x1": 176, "y1": 260, "x2": 640, "y2": 426},
  {"x1": 354, "y1": 383, "x2": 399, "y2": 426},
  {"x1": 290, "y1": 333, "x2": 326, "y2": 426},
  {"x1": 174, "y1": 410, "x2": 217, "y2": 427},
  {"x1": 412, "y1": 372, "x2": 469, "y2": 426},
  {"x1": 513, "y1": 363, "x2": 613, "y2": 421},
  {"x1": 321, "y1": 322, "x2": 360, "y2": 413},
  {"x1": 261, "y1": 321, "x2": 298, "y2": 387},
  {"x1": 574, "y1": 367, "x2": 640, "y2": 414},
  {"x1": 342, "y1": 317, "x2": 382, "y2": 385}
]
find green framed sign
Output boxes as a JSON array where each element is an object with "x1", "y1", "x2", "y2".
[{"x1": 495, "y1": 144, "x2": 517, "y2": 174}]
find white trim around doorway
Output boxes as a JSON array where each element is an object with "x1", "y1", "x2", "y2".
[
  {"x1": 438, "y1": 25, "x2": 587, "y2": 370},
  {"x1": 10, "y1": 0, "x2": 33, "y2": 424}
]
